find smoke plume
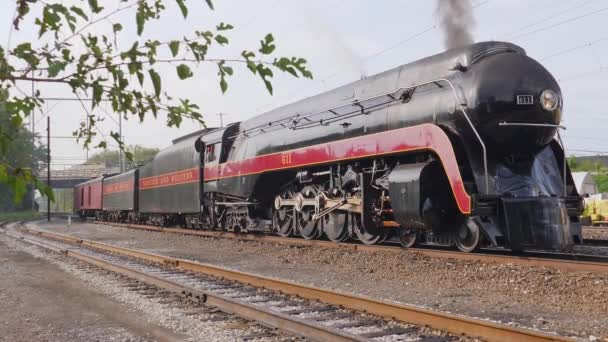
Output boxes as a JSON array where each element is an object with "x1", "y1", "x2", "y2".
[
  {"x1": 436, "y1": 0, "x2": 476, "y2": 50},
  {"x1": 304, "y1": 14, "x2": 366, "y2": 79}
]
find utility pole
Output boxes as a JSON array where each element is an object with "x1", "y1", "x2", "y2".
[
  {"x1": 217, "y1": 112, "x2": 228, "y2": 128},
  {"x1": 119, "y1": 113, "x2": 124, "y2": 172},
  {"x1": 47, "y1": 116, "x2": 51, "y2": 222},
  {"x1": 31, "y1": 72, "x2": 36, "y2": 210}
]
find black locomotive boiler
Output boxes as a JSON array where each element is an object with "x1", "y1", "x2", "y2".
[{"x1": 78, "y1": 41, "x2": 584, "y2": 252}]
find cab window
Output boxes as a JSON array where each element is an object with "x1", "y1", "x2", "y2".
[{"x1": 205, "y1": 143, "x2": 218, "y2": 164}]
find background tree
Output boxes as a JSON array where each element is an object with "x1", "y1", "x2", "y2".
[
  {"x1": 1, "y1": 0, "x2": 312, "y2": 203},
  {"x1": 85, "y1": 145, "x2": 160, "y2": 168},
  {"x1": 0, "y1": 89, "x2": 46, "y2": 210}
]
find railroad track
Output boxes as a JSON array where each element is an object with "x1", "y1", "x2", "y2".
[
  {"x1": 91, "y1": 221, "x2": 608, "y2": 274},
  {"x1": 2, "y1": 222, "x2": 576, "y2": 342}
]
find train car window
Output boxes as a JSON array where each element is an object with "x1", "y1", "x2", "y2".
[
  {"x1": 234, "y1": 139, "x2": 248, "y2": 161},
  {"x1": 87, "y1": 186, "x2": 91, "y2": 205},
  {"x1": 205, "y1": 144, "x2": 217, "y2": 163},
  {"x1": 80, "y1": 188, "x2": 84, "y2": 206}
]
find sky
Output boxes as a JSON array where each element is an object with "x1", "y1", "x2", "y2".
[{"x1": 2, "y1": 0, "x2": 608, "y2": 169}]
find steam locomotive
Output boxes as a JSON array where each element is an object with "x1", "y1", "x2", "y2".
[{"x1": 75, "y1": 41, "x2": 584, "y2": 252}]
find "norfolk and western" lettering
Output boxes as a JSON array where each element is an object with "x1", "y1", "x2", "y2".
[
  {"x1": 103, "y1": 180, "x2": 134, "y2": 194},
  {"x1": 139, "y1": 168, "x2": 199, "y2": 190}
]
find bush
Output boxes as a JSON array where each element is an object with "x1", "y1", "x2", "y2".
[{"x1": 0, "y1": 210, "x2": 41, "y2": 222}]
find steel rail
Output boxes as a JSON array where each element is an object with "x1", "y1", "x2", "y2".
[
  {"x1": 97, "y1": 221, "x2": 608, "y2": 274},
  {"x1": 17, "y1": 225, "x2": 575, "y2": 342}
]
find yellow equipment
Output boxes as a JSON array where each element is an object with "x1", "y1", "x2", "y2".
[{"x1": 582, "y1": 199, "x2": 608, "y2": 226}]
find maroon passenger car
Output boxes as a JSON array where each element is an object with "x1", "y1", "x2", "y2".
[{"x1": 74, "y1": 176, "x2": 104, "y2": 218}]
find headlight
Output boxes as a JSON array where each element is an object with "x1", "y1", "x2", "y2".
[{"x1": 540, "y1": 89, "x2": 560, "y2": 111}]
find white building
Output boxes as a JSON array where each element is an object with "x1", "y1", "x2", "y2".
[{"x1": 572, "y1": 172, "x2": 598, "y2": 197}]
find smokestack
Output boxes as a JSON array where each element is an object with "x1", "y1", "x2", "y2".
[{"x1": 436, "y1": 0, "x2": 476, "y2": 50}]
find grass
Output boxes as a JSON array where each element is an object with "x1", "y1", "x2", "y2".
[
  {"x1": 0, "y1": 210, "x2": 42, "y2": 222},
  {"x1": 593, "y1": 173, "x2": 608, "y2": 193}
]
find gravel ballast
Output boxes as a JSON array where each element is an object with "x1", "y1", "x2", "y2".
[
  {"x1": 1, "y1": 232, "x2": 293, "y2": 342},
  {"x1": 32, "y1": 219, "x2": 608, "y2": 340},
  {"x1": 584, "y1": 227, "x2": 608, "y2": 240}
]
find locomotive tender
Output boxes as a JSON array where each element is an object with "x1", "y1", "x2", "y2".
[{"x1": 75, "y1": 41, "x2": 584, "y2": 252}]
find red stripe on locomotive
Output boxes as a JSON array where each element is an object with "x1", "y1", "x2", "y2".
[
  {"x1": 204, "y1": 123, "x2": 471, "y2": 214},
  {"x1": 131, "y1": 124, "x2": 470, "y2": 213}
]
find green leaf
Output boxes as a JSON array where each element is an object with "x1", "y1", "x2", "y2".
[
  {"x1": 222, "y1": 66, "x2": 233, "y2": 76},
  {"x1": 47, "y1": 61, "x2": 67, "y2": 77},
  {"x1": 176, "y1": 64, "x2": 193, "y2": 80},
  {"x1": 219, "y1": 77, "x2": 228, "y2": 93},
  {"x1": 0, "y1": 165, "x2": 7, "y2": 182},
  {"x1": 216, "y1": 22, "x2": 234, "y2": 31},
  {"x1": 92, "y1": 81, "x2": 103, "y2": 109},
  {"x1": 137, "y1": 71, "x2": 144, "y2": 86},
  {"x1": 273, "y1": 56, "x2": 313, "y2": 79},
  {"x1": 10, "y1": 114, "x2": 23, "y2": 128},
  {"x1": 257, "y1": 64, "x2": 274, "y2": 94},
  {"x1": 259, "y1": 33, "x2": 275, "y2": 55},
  {"x1": 136, "y1": 10, "x2": 144, "y2": 36},
  {"x1": 175, "y1": 0, "x2": 188, "y2": 18},
  {"x1": 113, "y1": 23, "x2": 123, "y2": 33},
  {"x1": 204, "y1": 0, "x2": 215, "y2": 10},
  {"x1": 12, "y1": 176, "x2": 26, "y2": 203},
  {"x1": 241, "y1": 50, "x2": 257, "y2": 74},
  {"x1": 13, "y1": 43, "x2": 39, "y2": 68},
  {"x1": 214, "y1": 34, "x2": 228, "y2": 45},
  {"x1": 169, "y1": 40, "x2": 180, "y2": 57},
  {"x1": 146, "y1": 96, "x2": 158, "y2": 118},
  {"x1": 61, "y1": 48, "x2": 71, "y2": 61},
  {"x1": 128, "y1": 62, "x2": 140, "y2": 75},
  {"x1": 87, "y1": 0, "x2": 104, "y2": 13},
  {"x1": 125, "y1": 151, "x2": 134, "y2": 161},
  {"x1": 70, "y1": 6, "x2": 88, "y2": 20},
  {"x1": 149, "y1": 69, "x2": 161, "y2": 97},
  {"x1": 218, "y1": 62, "x2": 231, "y2": 94}
]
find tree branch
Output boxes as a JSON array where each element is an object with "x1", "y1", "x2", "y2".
[
  {"x1": 19, "y1": 1, "x2": 139, "y2": 77},
  {"x1": 9, "y1": 76, "x2": 70, "y2": 83}
]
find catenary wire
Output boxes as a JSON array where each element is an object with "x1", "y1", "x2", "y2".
[
  {"x1": 501, "y1": 0, "x2": 597, "y2": 39},
  {"x1": 540, "y1": 37, "x2": 608, "y2": 61},
  {"x1": 510, "y1": 6, "x2": 608, "y2": 41}
]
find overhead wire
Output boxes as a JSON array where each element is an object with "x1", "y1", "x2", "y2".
[
  {"x1": 510, "y1": 6, "x2": 608, "y2": 41},
  {"x1": 501, "y1": 0, "x2": 597, "y2": 39},
  {"x1": 520, "y1": 7, "x2": 608, "y2": 84},
  {"x1": 540, "y1": 37, "x2": 608, "y2": 61},
  {"x1": 233, "y1": 0, "x2": 283, "y2": 33},
  {"x1": 557, "y1": 67, "x2": 607, "y2": 83}
]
